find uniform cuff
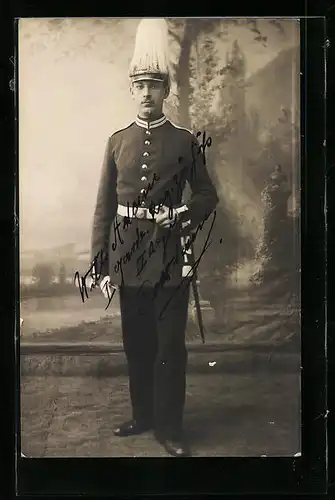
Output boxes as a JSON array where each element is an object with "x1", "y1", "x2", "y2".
[{"x1": 177, "y1": 205, "x2": 191, "y2": 228}]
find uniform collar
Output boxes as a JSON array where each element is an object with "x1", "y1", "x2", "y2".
[{"x1": 135, "y1": 114, "x2": 167, "y2": 130}]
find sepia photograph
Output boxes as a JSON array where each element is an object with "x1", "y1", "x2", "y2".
[{"x1": 19, "y1": 17, "x2": 301, "y2": 458}]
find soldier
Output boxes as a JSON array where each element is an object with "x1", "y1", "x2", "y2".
[{"x1": 91, "y1": 18, "x2": 219, "y2": 457}]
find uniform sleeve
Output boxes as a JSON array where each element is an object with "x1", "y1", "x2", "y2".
[
  {"x1": 178, "y1": 135, "x2": 219, "y2": 232},
  {"x1": 91, "y1": 138, "x2": 117, "y2": 277}
]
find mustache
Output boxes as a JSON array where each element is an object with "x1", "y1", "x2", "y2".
[{"x1": 142, "y1": 100, "x2": 154, "y2": 104}]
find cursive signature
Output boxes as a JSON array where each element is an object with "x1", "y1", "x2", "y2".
[
  {"x1": 196, "y1": 130, "x2": 212, "y2": 163},
  {"x1": 73, "y1": 249, "x2": 108, "y2": 303},
  {"x1": 111, "y1": 172, "x2": 160, "y2": 251},
  {"x1": 74, "y1": 130, "x2": 213, "y2": 310},
  {"x1": 157, "y1": 209, "x2": 217, "y2": 320},
  {"x1": 114, "y1": 227, "x2": 149, "y2": 285},
  {"x1": 134, "y1": 209, "x2": 217, "y2": 317},
  {"x1": 135, "y1": 212, "x2": 180, "y2": 278},
  {"x1": 150, "y1": 130, "x2": 213, "y2": 216}
]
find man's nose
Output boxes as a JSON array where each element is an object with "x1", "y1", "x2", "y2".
[{"x1": 143, "y1": 86, "x2": 152, "y2": 97}]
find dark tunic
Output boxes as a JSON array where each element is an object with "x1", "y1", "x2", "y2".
[{"x1": 91, "y1": 115, "x2": 219, "y2": 287}]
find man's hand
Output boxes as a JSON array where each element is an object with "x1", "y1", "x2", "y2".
[
  {"x1": 100, "y1": 275, "x2": 118, "y2": 299},
  {"x1": 155, "y1": 206, "x2": 180, "y2": 229}
]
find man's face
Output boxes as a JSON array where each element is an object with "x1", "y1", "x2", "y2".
[{"x1": 131, "y1": 79, "x2": 169, "y2": 119}]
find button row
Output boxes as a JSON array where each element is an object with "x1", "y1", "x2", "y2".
[{"x1": 141, "y1": 132, "x2": 152, "y2": 204}]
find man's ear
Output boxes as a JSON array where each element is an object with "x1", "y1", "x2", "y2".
[
  {"x1": 130, "y1": 83, "x2": 135, "y2": 99},
  {"x1": 163, "y1": 84, "x2": 170, "y2": 100}
]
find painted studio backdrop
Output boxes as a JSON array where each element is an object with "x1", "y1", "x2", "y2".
[
  {"x1": 19, "y1": 18, "x2": 301, "y2": 458},
  {"x1": 19, "y1": 18, "x2": 300, "y2": 344}
]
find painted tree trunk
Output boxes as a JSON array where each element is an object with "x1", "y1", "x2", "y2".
[{"x1": 175, "y1": 21, "x2": 199, "y2": 128}]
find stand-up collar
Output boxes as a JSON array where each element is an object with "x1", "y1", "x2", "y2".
[{"x1": 135, "y1": 114, "x2": 167, "y2": 129}]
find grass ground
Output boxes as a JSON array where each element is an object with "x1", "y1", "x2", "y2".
[{"x1": 21, "y1": 364, "x2": 300, "y2": 458}]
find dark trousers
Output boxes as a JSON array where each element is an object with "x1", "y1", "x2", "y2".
[{"x1": 119, "y1": 284, "x2": 190, "y2": 439}]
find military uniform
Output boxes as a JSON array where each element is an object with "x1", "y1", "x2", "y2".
[
  {"x1": 91, "y1": 115, "x2": 218, "y2": 288},
  {"x1": 90, "y1": 18, "x2": 218, "y2": 451}
]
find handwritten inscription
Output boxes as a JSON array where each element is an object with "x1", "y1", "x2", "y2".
[
  {"x1": 73, "y1": 249, "x2": 108, "y2": 302},
  {"x1": 135, "y1": 213, "x2": 180, "y2": 278},
  {"x1": 111, "y1": 172, "x2": 160, "y2": 252},
  {"x1": 114, "y1": 227, "x2": 149, "y2": 284},
  {"x1": 157, "y1": 210, "x2": 216, "y2": 319},
  {"x1": 134, "y1": 208, "x2": 217, "y2": 318},
  {"x1": 74, "y1": 130, "x2": 214, "y2": 309},
  {"x1": 197, "y1": 130, "x2": 212, "y2": 161}
]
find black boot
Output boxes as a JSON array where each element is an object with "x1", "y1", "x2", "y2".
[
  {"x1": 154, "y1": 431, "x2": 191, "y2": 457},
  {"x1": 113, "y1": 419, "x2": 153, "y2": 437}
]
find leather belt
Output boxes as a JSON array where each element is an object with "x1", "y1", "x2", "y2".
[{"x1": 117, "y1": 204, "x2": 188, "y2": 220}]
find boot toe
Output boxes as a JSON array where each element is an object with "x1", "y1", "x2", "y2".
[
  {"x1": 155, "y1": 433, "x2": 191, "y2": 457},
  {"x1": 114, "y1": 419, "x2": 152, "y2": 437}
]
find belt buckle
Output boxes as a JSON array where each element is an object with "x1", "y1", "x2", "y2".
[{"x1": 136, "y1": 208, "x2": 146, "y2": 219}]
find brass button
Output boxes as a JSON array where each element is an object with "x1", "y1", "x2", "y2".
[
  {"x1": 143, "y1": 152, "x2": 149, "y2": 157},
  {"x1": 140, "y1": 188, "x2": 146, "y2": 194},
  {"x1": 141, "y1": 176, "x2": 147, "y2": 182},
  {"x1": 144, "y1": 140, "x2": 150, "y2": 145},
  {"x1": 141, "y1": 164, "x2": 148, "y2": 170},
  {"x1": 145, "y1": 130, "x2": 151, "y2": 135},
  {"x1": 141, "y1": 201, "x2": 146, "y2": 207}
]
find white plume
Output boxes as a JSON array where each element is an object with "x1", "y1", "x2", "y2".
[{"x1": 129, "y1": 18, "x2": 170, "y2": 77}]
